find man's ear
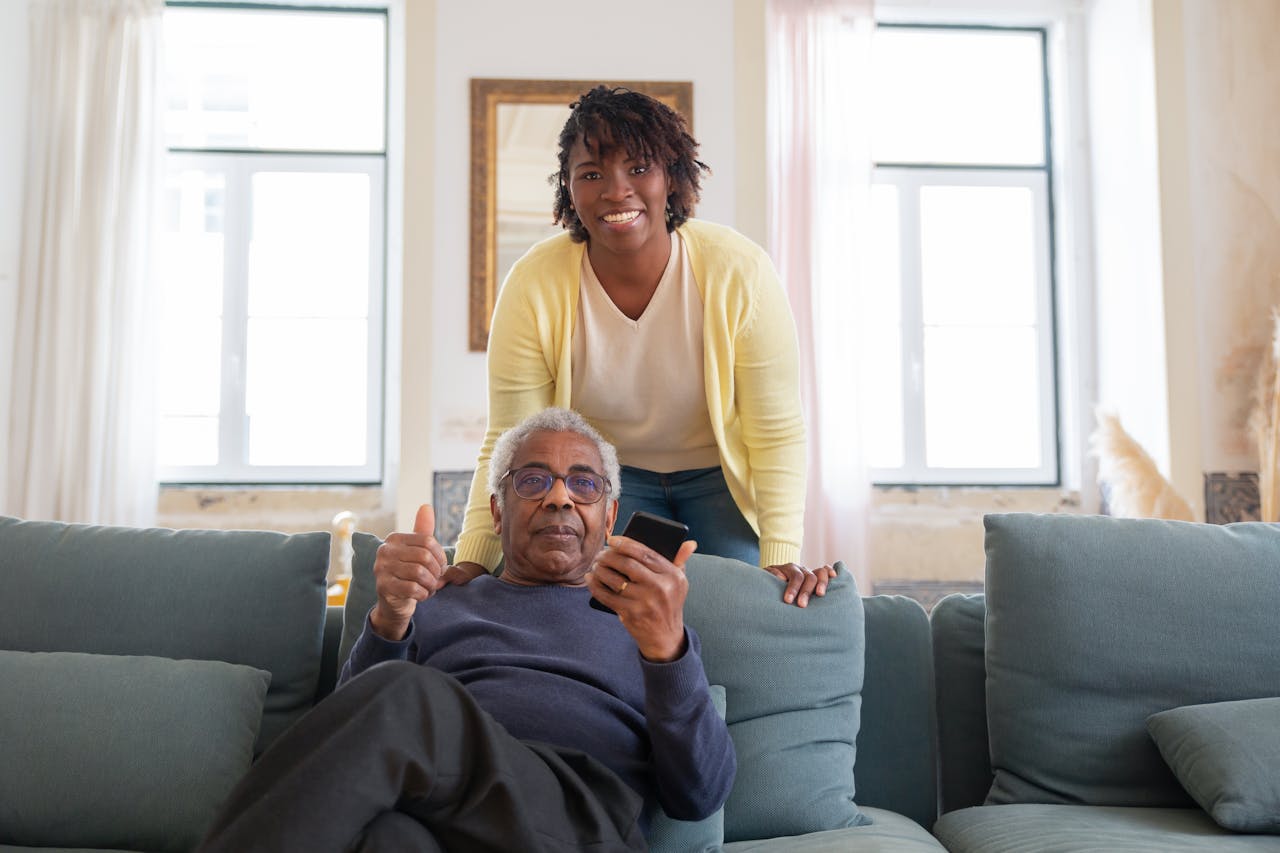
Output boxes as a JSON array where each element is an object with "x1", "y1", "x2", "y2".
[
  {"x1": 490, "y1": 494, "x2": 502, "y2": 533},
  {"x1": 605, "y1": 498, "x2": 618, "y2": 535}
]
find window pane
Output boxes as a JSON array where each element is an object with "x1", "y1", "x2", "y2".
[
  {"x1": 158, "y1": 169, "x2": 225, "y2": 467},
  {"x1": 249, "y1": 172, "x2": 371, "y2": 318},
  {"x1": 920, "y1": 185, "x2": 1037, "y2": 327},
  {"x1": 872, "y1": 28, "x2": 1045, "y2": 165},
  {"x1": 246, "y1": 318, "x2": 368, "y2": 466},
  {"x1": 157, "y1": 317, "x2": 222, "y2": 417},
  {"x1": 163, "y1": 9, "x2": 385, "y2": 151},
  {"x1": 158, "y1": 417, "x2": 219, "y2": 467},
  {"x1": 923, "y1": 327, "x2": 1041, "y2": 469},
  {"x1": 863, "y1": 184, "x2": 904, "y2": 468},
  {"x1": 160, "y1": 169, "x2": 225, "y2": 314}
]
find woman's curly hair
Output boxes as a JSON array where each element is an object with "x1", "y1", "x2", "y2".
[{"x1": 551, "y1": 86, "x2": 710, "y2": 243}]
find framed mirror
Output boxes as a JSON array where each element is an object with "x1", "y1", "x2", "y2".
[{"x1": 469, "y1": 78, "x2": 694, "y2": 351}]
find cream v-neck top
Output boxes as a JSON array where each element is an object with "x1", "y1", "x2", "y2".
[{"x1": 571, "y1": 231, "x2": 721, "y2": 473}]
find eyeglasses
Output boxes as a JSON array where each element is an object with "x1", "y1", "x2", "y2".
[{"x1": 500, "y1": 467, "x2": 609, "y2": 504}]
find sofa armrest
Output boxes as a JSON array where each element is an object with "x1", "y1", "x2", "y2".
[
  {"x1": 856, "y1": 594, "x2": 938, "y2": 828},
  {"x1": 932, "y1": 592, "x2": 992, "y2": 814}
]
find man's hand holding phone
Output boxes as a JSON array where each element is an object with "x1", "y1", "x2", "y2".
[{"x1": 587, "y1": 511, "x2": 696, "y2": 663}]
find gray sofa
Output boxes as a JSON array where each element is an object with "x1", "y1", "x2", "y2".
[{"x1": 2, "y1": 512, "x2": 1278, "y2": 851}]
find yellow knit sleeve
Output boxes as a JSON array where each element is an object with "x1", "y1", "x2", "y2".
[
  {"x1": 731, "y1": 250, "x2": 807, "y2": 568},
  {"x1": 452, "y1": 261, "x2": 559, "y2": 571}
]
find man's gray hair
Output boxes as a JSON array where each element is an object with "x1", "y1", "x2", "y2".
[{"x1": 488, "y1": 408, "x2": 622, "y2": 508}]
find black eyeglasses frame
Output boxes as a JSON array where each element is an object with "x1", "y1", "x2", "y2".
[{"x1": 499, "y1": 467, "x2": 610, "y2": 505}]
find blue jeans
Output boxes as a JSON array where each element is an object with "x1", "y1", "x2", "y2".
[{"x1": 616, "y1": 465, "x2": 759, "y2": 565}]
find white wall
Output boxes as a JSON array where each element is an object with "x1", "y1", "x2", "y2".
[
  {"x1": 1181, "y1": 0, "x2": 1280, "y2": 474},
  {"x1": 0, "y1": 0, "x2": 29, "y2": 511},
  {"x1": 1086, "y1": 0, "x2": 1280, "y2": 514},
  {"x1": 425, "y1": 0, "x2": 739, "y2": 481}
]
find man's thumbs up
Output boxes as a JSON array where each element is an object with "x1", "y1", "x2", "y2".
[
  {"x1": 414, "y1": 503, "x2": 435, "y2": 537},
  {"x1": 369, "y1": 504, "x2": 448, "y2": 641}
]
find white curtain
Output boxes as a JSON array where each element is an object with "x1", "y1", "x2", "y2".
[
  {"x1": 7, "y1": 0, "x2": 164, "y2": 525},
  {"x1": 767, "y1": 0, "x2": 875, "y2": 590}
]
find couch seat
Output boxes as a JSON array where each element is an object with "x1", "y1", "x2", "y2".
[
  {"x1": 934, "y1": 804, "x2": 1280, "y2": 852},
  {"x1": 723, "y1": 807, "x2": 945, "y2": 851}
]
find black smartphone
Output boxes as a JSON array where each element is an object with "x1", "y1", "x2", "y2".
[{"x1": 590, "y1": 511, "x2": 690, "y2": 614}]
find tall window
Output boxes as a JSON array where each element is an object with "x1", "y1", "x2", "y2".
[
  {"x1": 863, "y1": 25, "x2": 1057, "y2": 485},
  {"x1": 158, "y1": 4, "x2": 387, "y2": 484}
]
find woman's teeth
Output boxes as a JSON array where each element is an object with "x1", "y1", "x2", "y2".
[{"x1": 602, "y1": 211, "x2": 640, "y2": 224}]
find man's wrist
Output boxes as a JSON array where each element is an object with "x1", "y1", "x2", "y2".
[
  {"x1": 370, "y1": 605, "x2": 411, "y2": 642},
  {"x1": 639, "y1": 630, "x2": 688, "y2": 664}
]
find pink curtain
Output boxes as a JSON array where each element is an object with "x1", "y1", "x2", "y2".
[{"x1": 767, "y1": 0, "x2": 874, "y2": 590}]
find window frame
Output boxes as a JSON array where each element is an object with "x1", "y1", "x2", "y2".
[
  {"x1": 158, "y1": 2, "x2": 391, "y2": 486},
  {"x1": 867, "y1": 22, "x2": 1061, "y2": 487}
]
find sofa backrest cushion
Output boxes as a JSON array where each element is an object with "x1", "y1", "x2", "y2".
[
  {"x1": 983, "y1": 513, "x2": 1280, "y2": 807},
  {"x1": 0, "y1": 515, "x2": 329, "y2": 752},
  {"x1": 683, "y1": 553, "x2": 867, "y2": 841},
  {"x1": 931, "y1": 592, "x2": 992, "y2": 814},
  {"x1": 340, "y1": 531, "x2": 387, "y2": 668},
  {"x1": 857, "y1": 594, "x2": 938, "y2": 828}
]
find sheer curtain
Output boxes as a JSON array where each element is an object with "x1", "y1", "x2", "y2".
[
  {"x1": 7, "y1": 0, "x2": 164, "y2": 525},
  {"x1": 767, "y1": 0, "x2": 875, "y2": 590}
]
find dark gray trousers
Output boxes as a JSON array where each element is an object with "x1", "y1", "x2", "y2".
[{"x1": 199, "y1": 661, "x2": 648, "y2": 852}]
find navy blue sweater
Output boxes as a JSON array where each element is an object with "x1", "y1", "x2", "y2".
[{"x1": 340, "y1": 574, "x2": 736, "y2": 821}]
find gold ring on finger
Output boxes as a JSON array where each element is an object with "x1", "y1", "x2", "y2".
[{"x1": 618, "y1": 580, "x2": 629, "y2": 595}]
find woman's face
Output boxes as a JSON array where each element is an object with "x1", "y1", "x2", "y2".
[{"x1": 565, "y1": 135, "x2": 671, "y2": 261}]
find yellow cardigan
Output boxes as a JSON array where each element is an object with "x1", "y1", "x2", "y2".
[{"x1": 454, "y1": 219, "x2": 806, "y2": 570}]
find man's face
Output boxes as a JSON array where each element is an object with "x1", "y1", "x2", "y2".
[{"x1": 491, "y1": 429, "x2": 617, "y2": 586}]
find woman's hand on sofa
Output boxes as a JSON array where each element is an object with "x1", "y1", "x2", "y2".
[{"x1": 764, "y1": 562, "x2": 838, "y2": 608}]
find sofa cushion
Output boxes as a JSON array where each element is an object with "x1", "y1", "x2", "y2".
[
  {"x1": 683, "y1": 554, "x2": 867, "y2": 842},
  {"x1": 646, "y1": 683, "x2": 727, "y2": 853},
  {"x1": 0, "y1": 650, "x2": 269, "y2": 853},
  {"x1": 934, "y1": 804, "x2": 1280, "y2": 853},
  {"x1": 983, "y1": 513, "x2": 1280, "y2": 808},
  {"x1": 721, "y1": 807, "x2": 946, "y2": 852},
  {"x1": 0, "y1": 515, "x2": 329, "y2": 752},
  {"x1": 1148, "y1": 697, "x2": 1280, "y2": 833}
]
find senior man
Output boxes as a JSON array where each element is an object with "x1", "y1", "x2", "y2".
[{"x1": 199, "y1": 407, "x2": 735, "y2": 853}]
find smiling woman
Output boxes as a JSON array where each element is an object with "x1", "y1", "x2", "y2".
[{"x1": 452, "y1": 86, "x2": 836, "y2": 608}]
